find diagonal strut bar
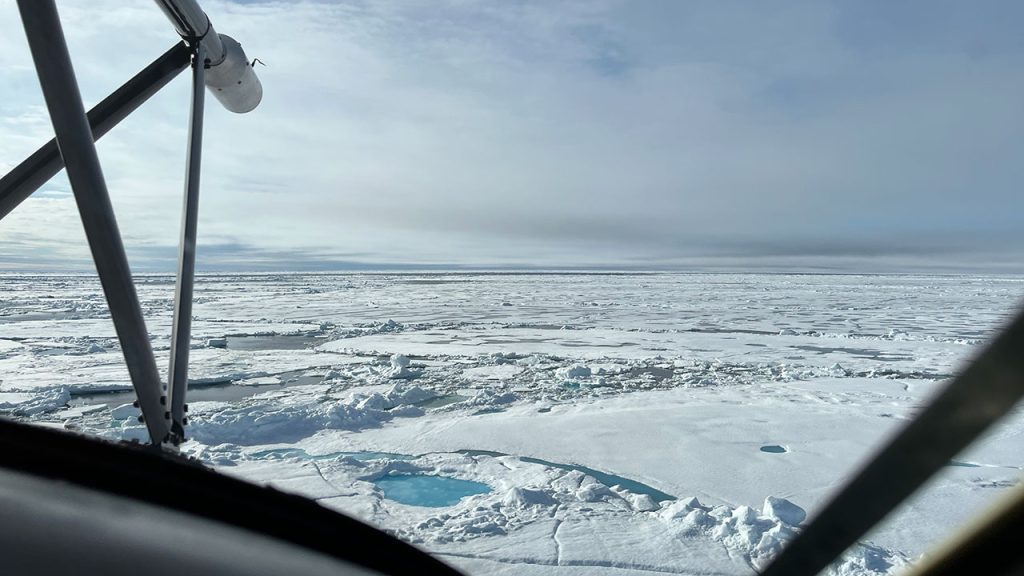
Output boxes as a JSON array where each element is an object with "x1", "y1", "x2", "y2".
[
  {"x1": 0, "y1": 42, "x2": 190, "y2": 221},
  {"x1": 17, "y1": 0, "x2": 171, "y2": 444},
  {"x1": 167, "y1": 44, "x2": 207, "y2": 442}
]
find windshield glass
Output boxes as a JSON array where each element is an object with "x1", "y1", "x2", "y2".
[{"x1": 2, "y1": 2, "x2": 1023, "y2": 575}]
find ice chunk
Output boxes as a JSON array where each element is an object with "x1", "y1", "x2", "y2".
[
  {"x1": 356, "y1": 393, "x2": 391, "y2": 411},
  {"x1": 387, "y1": 356, "x2": 421, "y2": 380},
  {"x1": 111, "y1": 402, "x2": 140, "y2": 420},
  {"x1": 52, "y1": 404, "x2": 106, "y2": 420},
  {"x1": 659, "y1": 496, "x2": 703, "y2": 520},
  {"x1": 576, "y1": 482, "x2": 615, "y2": 502},
  {"x1": 732, "y1": 505, "x2": 758, "y2": 525},
  {"x1": 709, "y1": 505, "x2": 733, "y2": 521},
  {"x1": 379, "y1": 319, "x2": 402, "y2": 331},
  {"x1": 678, "y1": 508, "x2": 714, "y2": 535},
  {"x1": 679, "y1": 496, "x2": 704, "y2": 509},
  {"x1": 710, "y1": 521, "x2": 735, "y2": 540},
  {"x1": 501, "y1": 487, "x2": 557, "y2": 508},
  {"x1": 384, "y1": 383, "x2": 434, "y2": 406},
  {"x1": 388, "y1": 405, "x2": 425, "y2": 418},
  {"x1": 561, "y1": 365, "x2": 592, "y2": 379},
  {"x1": 207, "y1": 338, "x2": 227, "y2": 348},
  {"x1": 763, "y1": 496, "x2": 806, "y2": 526},
  {"x1": 833, "y1": 543, "x2": 909, "y2": 574},
  {"x1": 389, "y1": 367, "x2": 422, "y2": 380},
  {"x1": 731, "y1": 521, "x2": 766, "y2": 549},
  {"x1": 625, "y1": 493, "x2": 659, "y2": 512},
  {"x1": 121, "y1": 426, "x2": 149, "y2": 442},
  {"x1": 0, "y1": 339, "x2": 24, "y2": 354},
  {"x1": 0, "y1": 388, "x2": 70, "y2": 416},
  {"x1": 751, "y1": 523, "x2": 797, "y2": 567},
  {"x1": 188, "y1": 398, "x2": 395, "y2": 445}
]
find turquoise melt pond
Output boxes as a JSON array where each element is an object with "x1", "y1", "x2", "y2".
[{"x1": 375, "y1": 474, "x2": 491, "y2": 507}]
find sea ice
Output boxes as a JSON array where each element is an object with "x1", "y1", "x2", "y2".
[
  {"x1": 3, "y1": 272, "x2": 1021, "y2": 575},
  {"x1": 110, "y1": 402, "x2": 140, "y2": 420},
  {"x1": 560, "y1": 365, "x2": 591, "y2": 379},
  {"x1": 207, "y1": 338, "x2": 228, "y2": 348},
  {"x1": 0, "y1": 388, "x2": 70, "y2": 416},
  {"x1": 763, "y1": 496, "x2": 807, "y2": 526}
]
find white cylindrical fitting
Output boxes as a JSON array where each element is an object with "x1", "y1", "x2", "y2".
[{"x1": 204, "y1": 34, "x2": 262, "y2": 114}]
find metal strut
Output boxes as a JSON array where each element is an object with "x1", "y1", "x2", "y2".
[
  {"x1": 0, "y1": 43, "x2": 190, "y2": 221},
  {"x1": 16, "y1": 0, "x2": 170, "y2": 444},
  {"x1": 167, "y1": 43, "x2": 207, "y2": 443}
]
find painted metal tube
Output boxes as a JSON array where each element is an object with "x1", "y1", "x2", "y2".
[
  {"x1": 0, "y1": 42, "x2": 190, "y2": 222},
  {"x1": 17, "y1": 0, "x2": 170, "y2": 444},
  {"x1": 154, "y1": 0, "x2": 262, "y2": 113},
  {"x1": 168, "y1": 45, "x2": 206, "y2": 441}
]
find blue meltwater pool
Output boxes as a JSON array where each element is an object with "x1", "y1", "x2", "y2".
[{"x1": 375, "y1": 474, "x2": 491, "y2": 507}]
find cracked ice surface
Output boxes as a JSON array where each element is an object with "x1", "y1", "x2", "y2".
[{"x1": 2, "y1": 272, "x2": 1024, "y2": 575}]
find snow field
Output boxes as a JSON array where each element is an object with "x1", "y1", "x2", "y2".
[{"x1": 2, "y1": 272, "x2": 1022, "y2": 575}]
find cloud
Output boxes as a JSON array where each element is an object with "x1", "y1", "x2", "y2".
[{"x1": 1, "y1": 0, "x2": 1022, "y2": 272}]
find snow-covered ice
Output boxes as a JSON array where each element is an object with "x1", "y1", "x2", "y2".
[{"x1": 1, "y1": 272, "x2": 1023, "y2": 575}]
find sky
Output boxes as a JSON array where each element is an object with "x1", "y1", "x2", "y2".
[{"x1": 1, "y1": 0, "x2": 1022, "y2": 273}]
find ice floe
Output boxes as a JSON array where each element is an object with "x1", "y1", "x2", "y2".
[{"x1": 3, "y1": 272, "x2": 1022, "y2": 575}]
